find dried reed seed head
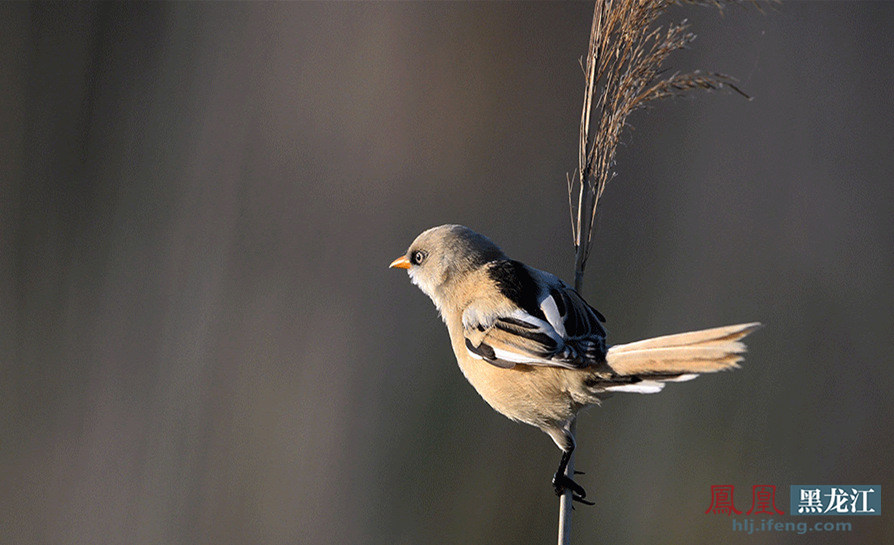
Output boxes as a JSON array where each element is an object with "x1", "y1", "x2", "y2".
[{"x1": 570, "y1": 0, "x2": 750, "y2": 258}]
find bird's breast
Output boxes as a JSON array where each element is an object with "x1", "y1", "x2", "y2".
[{"x1": 445, "y1": 315, "x2": 577, "y2": 429}]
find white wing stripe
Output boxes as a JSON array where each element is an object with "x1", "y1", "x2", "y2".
[
  {"x1": 605, "y1": 382, "x2": 665, "y2": 394},
  {"x1": 465, "y1": 347, "x2": 484, "y2": 360},
  {"x1": 507, "y1": 309, "x2": 554, "y2": 331},
  {"x1": 491, "y1": 346, "x2": 545, "y2": 364},
  {"x1": 539, "y1": 295, "x2": 567, "y2": 338}
]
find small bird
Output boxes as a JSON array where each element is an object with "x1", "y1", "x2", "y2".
[{"x1": 390, "y1": 224, "x2": 760, "y2": 504}]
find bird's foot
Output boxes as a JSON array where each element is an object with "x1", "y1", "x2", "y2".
[{"x1": 552, "y1": 472, "x2": 595, "y2": 505}]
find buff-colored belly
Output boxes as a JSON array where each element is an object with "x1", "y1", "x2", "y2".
[{"x1": 446, "y1": 318, "x2": 579, "y2": 428}]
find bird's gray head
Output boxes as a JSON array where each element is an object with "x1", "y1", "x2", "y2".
[{"x1": 390, "y1": 224, "x2": 504, "y2": 303}]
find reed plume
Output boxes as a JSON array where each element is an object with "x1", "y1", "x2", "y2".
[
  {"x1": 569, "y1": 0, "x2": 749, "y2": 289},
  {"x1": 560, "y1": 2, "x2": 751, "y2": 544}
]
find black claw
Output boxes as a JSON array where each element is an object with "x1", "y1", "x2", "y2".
[
  {"x1": 574, "y1": 495, "x2": 595, "y2": 506},
  {"x1": 551, "y1": 442, "x2": 594, "y2": 505},
  {"x1": 552, "y1": 473, "x2": 593, "y2": 505},
  {"x1": 574, "y1": 470, "x2": 585, "y2": 475}
]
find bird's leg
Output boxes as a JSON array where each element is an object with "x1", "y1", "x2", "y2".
[{"x1": 552, "y1": 446, "x2": 594, "y2": 505}]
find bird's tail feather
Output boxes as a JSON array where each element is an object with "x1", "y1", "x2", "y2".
[{"x1": 599, "y1": 322, "x2": 761, "y2": 394}]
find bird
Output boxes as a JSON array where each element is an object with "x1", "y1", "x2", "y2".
[{"x1": 390, "y1": 224, "x2": 760, "y2": 504}]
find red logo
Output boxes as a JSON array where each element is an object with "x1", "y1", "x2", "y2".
[
  {"x1": 706, "y1": 484, "x2": 786, "y2": 515},
  {"x1": 746, "y1": 485, "x2": 785, "y2": 515},
  {"x1": 705, "y1": 485, "x2": 743, "y2": 515}
]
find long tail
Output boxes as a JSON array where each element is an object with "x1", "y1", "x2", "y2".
[{"x1": 597, "y1": 322, "x2": 762, "y2": 394}]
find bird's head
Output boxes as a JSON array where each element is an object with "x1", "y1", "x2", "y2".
[{"x1": 390, "y1": 224, "x2": 504, "y2": 307}]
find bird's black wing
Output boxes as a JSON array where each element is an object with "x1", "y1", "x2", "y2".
[{"x1": 462, "y1": 261, "x2": 607, "y2": 370}]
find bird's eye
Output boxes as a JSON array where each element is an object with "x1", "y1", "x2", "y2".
[{"x1": 412, "y1": 250, "x2": 426, "y2": 265}]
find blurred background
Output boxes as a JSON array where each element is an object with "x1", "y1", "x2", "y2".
[{"x1": 2, "y1": 2, "x2": 892, "y2": 544}]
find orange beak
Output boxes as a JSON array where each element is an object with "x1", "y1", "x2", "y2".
[{"x1": 389, "y1": 255, "x2": 411, "y2": 269}]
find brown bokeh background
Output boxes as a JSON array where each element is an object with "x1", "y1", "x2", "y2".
[{"x1": 2, "y1": 2, "x2": 891, "y2": 544}]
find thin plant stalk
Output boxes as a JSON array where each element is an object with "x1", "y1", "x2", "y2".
[{"x1": 559, "y1": 1, "x2": 747, "y2": 543}]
